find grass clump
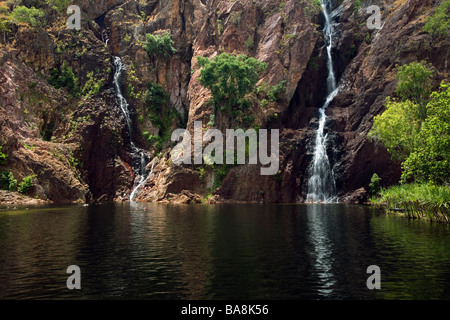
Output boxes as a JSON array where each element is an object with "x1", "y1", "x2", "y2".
[{"x1": 371, "y1": 183, "x2": 450, "y2": 223}]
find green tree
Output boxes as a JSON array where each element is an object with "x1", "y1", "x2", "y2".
[
  {"x1": 48, "y1": 61, "x2": 79, "y2": 95},
  {"x1": 17, "y1": 174, "x2": 35, "y2": 194},
  {"x1": 197, "y1": 52, "x2": 267, "y2": 113},
  {"x1": 82, "y1": 72, "x2": 104, "y2": 98},
  {"x1": 0, "y1": 146, "x2": 7, "y2": 165},
  {"x1": 401, "y1": 82, "x2": 450, "y2": 184},
  {"x1": 12, "y1": 5, "x2": 45, "y2": 27},
  {"x1": 143, "y1": 32, "x2": 176, "y2": 58},
  {"x1": 423, "y1": 0, "x2": 450, "y2": 40},
  {"x1": 395, "y1": 61, "x2": 434, "y2": 120},
  {"x1": 369, "y1": 98, "x2": 421, "y2": 161},
  {"x1": 369, "y1": 173, "x2": 382, "y2": 196},
  {"x1": 0, "y1": 18, "x2": 12, "y2": 43},
  {"x1": 45, "y1": 0, "x2": 69, "y2": 13},
  {"x1": 0, "y1": 171, "x2": 17, "y2": 191}
]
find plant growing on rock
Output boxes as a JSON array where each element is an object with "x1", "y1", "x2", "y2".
[
  {"x1": 82, "y1": 72, "x2": 104, "y2": 98},
  {"x1": 11, "y1": 5, "x2": 45, "y2": 27},
  {"x1": 18, "y1": 174, "x2": 35, "y2": 195},
  {"x1": 0, "y1": 146, "x2": 7, "y2": 165},
  {"x1": 369, "y1": 173, "x2": 381, "y2": 196},
  {"x1": 395, "y1": 61, "x2": 434, "y2": 120},
  {"x1": 143, "y1": 32, "x2": 176, "y2": 58},
  {"x1": 401, "y1": 82, "x2": 450, "y2": 184},
  {"x1": 423, "y1": 0, "x2": 450, "y2": 40},
  {"x1": 0, "y1": 171, "x2": 17, "y2": 192},
  {"x1": 48, "y1": 61, "x2": 80, "y2": 95},
  {"x1": 369, "y1": 61, "x2": 449, "y2": 185},
  {"x1": 197, "y1": 52, "x2": 267, "y2": 114}
]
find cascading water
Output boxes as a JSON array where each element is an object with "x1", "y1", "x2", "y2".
[
  {"x1": 113, "y1": 56, "x2": 151, "y2": 201},
  {"x1": 306, "y1": 0, "x2": 339, "y2": 203}
]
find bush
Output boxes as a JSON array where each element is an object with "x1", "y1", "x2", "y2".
[
  {"x1": 401, "y1": 82, "x2": 450, "y2": 184},
  {"x1": 268, "y1": 80, "x2": 287, "y2": 102},
  {"x1": 45, "y1": 0, "x2": 70, "y2": 13},
  {"x1": 48, "y1": 61, "x2": 80, "y2": 95},
  {"x1": 144, "y1": 82, "x2": 168, "y2": 112},
  {"x1": 369, "y1": 98, "x2": 421, "y2": 161},
  {"x1": 0, "y1": 146, "x2": 7, "y2": 165},
  {"x1": 17, "y1": 174, "x2": 35, "y2": 195},
  {"x1": 0, "y1": 171, "x2": 17, "y2": 191},
  {"x1": 197, "y1": 52, "x2": 267, "y2": 113},
  {"x1": 395, "y1": 61, "x2": 434, "y2": 119},
  {"x1": 369, "y1": 173, "x2": 381, "y2": 196},
  {"x1": 143, "y1": 33, "x2": 176, "y2": 58},
  {"x1": 372, "y1": 183, "x2": 450, "y2": 223},
  {"x1": 244, "y1": 36, "x2": 254, "y2": 50},
  {"x1": 230, "y1": 11, "x2": 242, "y2": 26},
  {"x1": 82, "y1": 72, "x2": 104, "y2": 98},
  {"x1": 12, "y1": 6, "x2": 45, "y2": 27},
  {"x1": 423, "y1": 0, "x2": 450, "y2": 40}
]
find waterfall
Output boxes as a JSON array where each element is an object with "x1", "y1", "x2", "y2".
[
  {"x1": 113, "y1": 56, "x2": 151, "y2": 201},
  {"x1": 306, "y1": 0, "x2": 339, "y2": 203}
]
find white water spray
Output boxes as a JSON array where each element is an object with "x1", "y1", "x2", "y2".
[
  {"x1": 113, "y1": 56, "x2": 151, "y2": 201},
  {"x1": 306, "y1": 0, "x2": 339, "y2": 203}
]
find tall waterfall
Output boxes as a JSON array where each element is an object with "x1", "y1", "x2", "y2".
[
  {"x1": 113, "y1": 56, "x2": 151, "y2": 201},
  {"x1": 306, "y1": 0, "x2": 339, "y2": 203}
]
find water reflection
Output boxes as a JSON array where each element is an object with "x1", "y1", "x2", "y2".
[
  {"x1": 306, "y1": 205, "x2": 336, "y2": 297},
  {"x1": 0, "y1": 203, "x2": 449, "y2": 299}
]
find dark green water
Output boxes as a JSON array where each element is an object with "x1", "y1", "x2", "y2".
[{"x1": 0, "y1": 203, "x2": 449, "y2": 300}]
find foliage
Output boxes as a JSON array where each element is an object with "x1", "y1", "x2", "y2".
[
  {"x1": 0, "y1": 18, "x2": 12, "y2": 41},
  {"x1": 197, "y1": 52, "x2": 267, "y2": 113},
  {"x1": 143, "y1": 32, "x2": 176, "y2": 58},
  {"x1": 230, "y1": 11, "x2": 241, "y2": 26},
  {"x1": 17, "y1": 174, "x2": 35, "y2": 194},
  {"x1": 0, "y1": 171, "x2": 17, "y2": 191},
  {"x1": 401, "y1": 82, "x2": 450, "y2": 184},
  {"x1": 217, "y1": 20, "x2": 223, "y2": 35},
  {"x1": 48, "y1": 61, "x2": 79, "y2": 95},
  {"x1": 354, "y1": 0, "x2": 362, "y2": 16},
  {"x1": 45, "y1": 0, "x2": 69, "y2": 13},
  {"x1": 312, "y1": 0, "x2": 322, "y2": 10},
  {"x1": 369, "y1": 61, "x2": 449, "y2": 187},
  {"x1": 12, "y1": 5, "x2": 45, "y2": 27},
  {"x1": 369, "y1": 173, "x2": 381, "y2": 196},
  {"x1": 144, "y1": 82, "x2": 169, "y2": 112},
  {"x1": 395, "y1": 61, "x2": 434, "y2": 120},
  {"x1": 82, "y1": 72, "x2": 104, "y2": 98},
  {"x1": 369, "y1": 98, "x2": 421, "y2": 161},
  {"x1": 267, "y1": 80, "x2": 287, "y2": 102},
  {"x1": 213, "y1": 164, "x2": 232, "y2": 189},
  {"x1": 423, "y1": 0, "x2": 450, "y2": 40},
  {"x1": 143, "y1": 82, "x2": 178, "y2": 152},
  {"x1": 244, "y1": 36, "x2": 254, "y2": 50},
  {"x1": 372, "y1": 183, "x2": 450, "y2": 223},
  {"x1": 0, "y1": 146, "x2": 7, "y2": 165}
]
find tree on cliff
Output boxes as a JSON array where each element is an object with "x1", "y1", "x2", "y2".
[
  {"x1": 369, "y1": 62, "x2": 449, "y2": 185},
  {"x1": 11, "y1": 5, "x2": 45, "y2": 27},
  {"x1": 401, "y1": 82, "x2": 450, "y2": 185},
  {"x1": 369, "y1": 62, "x2": 434, "y2": 161},
  {"x1": 197, "y1": 53, "x2": 267, "y2": 114}
]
